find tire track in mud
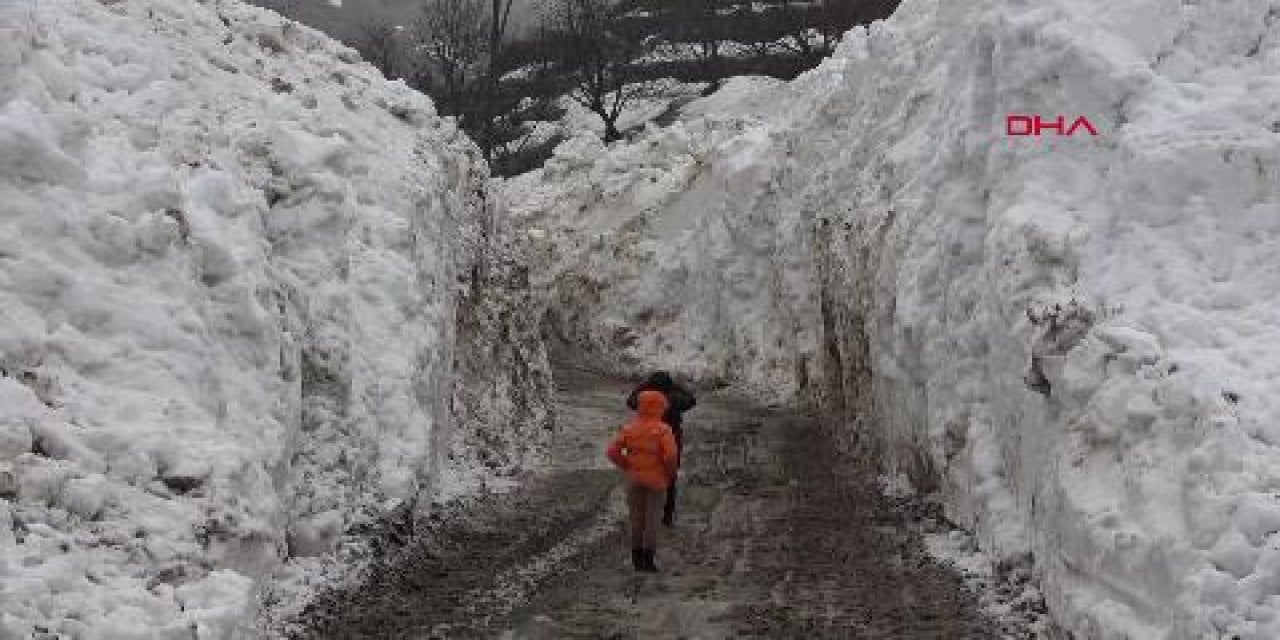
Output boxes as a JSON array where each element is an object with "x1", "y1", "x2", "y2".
[
  {"x1": 286, "y1": 468, "x2": 619, "y2": 639},
  {"x1": 288, "y1": 366, "x2": 1024, "y2": 639}
]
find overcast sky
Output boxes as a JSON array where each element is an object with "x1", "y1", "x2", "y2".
[{"x1": 256, "y1": 0, "x2": 548, "y2": 44}]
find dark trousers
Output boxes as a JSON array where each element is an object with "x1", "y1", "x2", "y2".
[
  {"x1": 663, "y1": 426, "x2": 683, "y2": 524},
  {"x1": 663, "y1": 480, "x2": 677, "y2": 524}
]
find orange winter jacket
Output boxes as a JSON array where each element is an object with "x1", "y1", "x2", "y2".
[{"x1": 607, "y1": 390, "x2": 679, "y2": 491}]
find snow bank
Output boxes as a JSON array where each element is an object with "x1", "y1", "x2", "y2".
[
  {"x1": 502, "y1": 116, "x2": 819, "y2": 403},
  {"x1": 0, "y1": 0, "x2": 547, "y2": 636},
  {"x1": 446, "y1": 217, "x2": 555, "y2": 500},
  {"x1": 505, "y1": 0, "x2": 1280, "y2": 637}
]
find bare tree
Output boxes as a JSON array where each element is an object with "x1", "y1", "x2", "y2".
[
  {"x1": 412, "y1": 0, "x2": 564, "y2": 170},
  {"x1": 486, "y1": 0, "x2": 517, "y2": 80},
  {"x1": 481, "y1": 0, "x2": 519, "y2": 158},
  {"x1": 545, "y1": 0, "x2": 653, "y2": 143},
  {"x1": 414, "y1": 0, "x2": 490, "y2": 117},
  {"x1": 412, "y1": 0, "x2": 520, "y2": 159}
]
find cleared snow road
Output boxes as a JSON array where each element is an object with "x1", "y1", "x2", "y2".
[{"x1": 287, "y1": 364, "x2": 1035, "y2": 638}]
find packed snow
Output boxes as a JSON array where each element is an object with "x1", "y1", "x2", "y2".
[
  {"x1": 504, "y1": 0, "x2": 1280, "y2": 637},
  {"x1": 0, "y1": 0, "x2": 547, "y2": 636},
  {"x1": 3, "y1": 0, "x2": 1278, "y2": 635}
]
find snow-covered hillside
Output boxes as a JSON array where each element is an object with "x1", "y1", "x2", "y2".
[
  {"x1": 504, "y1": 0, "x2": 1280, "y2": 637},
  {"x1": 0, "y1": 0, "x2": 548, "y2": 636}
]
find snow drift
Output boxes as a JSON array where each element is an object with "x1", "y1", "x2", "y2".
[
  {"x1": 0, "y1": 0, "x2": 548, "y2": 636},
  {"x1": 505, "y1": 0, "x2": 1280, "y2": 637}
]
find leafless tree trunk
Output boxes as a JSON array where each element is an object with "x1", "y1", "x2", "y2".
[
  {"x1": 474, "y1": 0, "x2": 517, "y2": 159},
  {"x1": 414, "y1": 0, "x2": 553, "y2": 164},
  {"x1": 488, "y1": 0, "x2": 515, "y2": 78},
  {"x1": 547, "y1": 0, "x2": 652, "y2": 143},
  {"x1": 415, "y1": 0, "x2": 490, "y2": 118}
]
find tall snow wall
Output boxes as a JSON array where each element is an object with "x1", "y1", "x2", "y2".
[
  {"x1": 503, "y1": 109, "x2": 821, "y2": 404},
  {"x1": 0, "y1": 0, "x2": 550, "y2": 636},
  {"x1": 505, "y1": 0, "x2": 1280, "y2": 637}
]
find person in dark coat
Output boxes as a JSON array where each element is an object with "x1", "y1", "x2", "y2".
[{"x1": 626, "y1": 371, "x2": 696, "y2": 526}]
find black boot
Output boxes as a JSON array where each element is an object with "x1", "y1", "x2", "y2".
[
  {"x1": 639, "y1": 549, "x2": 658, "y2": 572},
  {"x1": 631, "y1": 548, "x2": 646, "y2": 571}
]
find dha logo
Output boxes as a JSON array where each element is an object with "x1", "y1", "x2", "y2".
[{"x1": 1006, "y1": 114, "x2": 1099, "y2": 137}]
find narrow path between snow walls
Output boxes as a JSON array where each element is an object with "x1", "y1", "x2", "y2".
[
  {"x1": 0, "y1": 0, "x2": 550, "y2": 636},
  {"x1": 502, "y1": 1, "x2": 1280, "y2": 638},
  {"x1": 277, "y1": 364, "x2": 1045, "y2": 639}
]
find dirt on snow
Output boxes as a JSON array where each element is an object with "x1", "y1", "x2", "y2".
[{"x1": 285, "y1": 364, "x2": 1039, "y2": 639}]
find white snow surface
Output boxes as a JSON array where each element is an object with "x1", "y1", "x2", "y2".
[
  {"x1": 505, "y1": 0, "x2": 1280, "y2": 637},
  {"x1": 547, "y1": 78, "x2": 711, "y2": 143},
  {"x1": 0, "y1": 0, "x2": 545, "y2": 637}
]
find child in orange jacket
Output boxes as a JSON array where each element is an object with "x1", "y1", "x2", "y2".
[{"x1": 606, "y1": 389, "x2": 679, "y2": 572}]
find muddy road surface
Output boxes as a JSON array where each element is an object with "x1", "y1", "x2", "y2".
[{"x1": 288, "y1": 365, "x2": 1026, "y2": 639}]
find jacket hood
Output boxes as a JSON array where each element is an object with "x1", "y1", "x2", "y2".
[{"x1": 635, "y1": 390, "x2": 669, "y2": 419}]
